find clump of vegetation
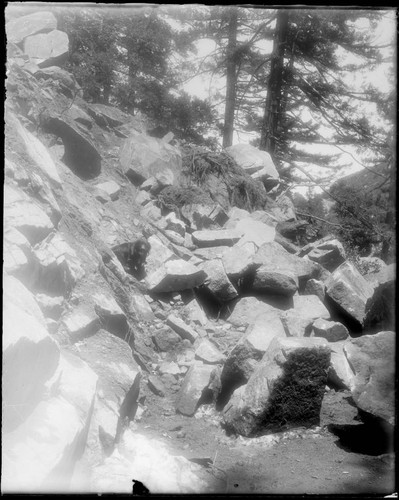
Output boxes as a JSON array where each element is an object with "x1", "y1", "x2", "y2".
[
  {"x1": 255, "y1": 348, "x2": 330, "y2": 435},
  {"x1": 156, "y1": 185, "x2": 214, "y2": 214}
]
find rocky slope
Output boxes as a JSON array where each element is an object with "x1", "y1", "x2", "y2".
[{"x1": 3, "y1": 11, "x2": 396, "y2": 494}]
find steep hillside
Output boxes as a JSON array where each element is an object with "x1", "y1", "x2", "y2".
[{"x1": 3, "y1": 11, "x2": 395, "y2": 495}]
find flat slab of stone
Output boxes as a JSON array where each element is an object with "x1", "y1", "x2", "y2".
[
  {"x1": 252, "y1": 266, "x2": 298, "y2": 297},
  {"x1": 146, "y1": 259, "x2": 206, "y2": 293},
  {"x1": 6, "y1": 11, "x2": 57, "y2": 44},
  {"x1": 233, "y1": 218, "x2": 276, "y2": 248},
  {"x1": 222, "y1": 243, "x2": 257, "y2": 280},
  {"x1": 343, "y1": 331, "x2": 395, "y2": 425},
  {"x1": 195, "y1": 339, "x2": 225, "y2": 364},
  {"x1": 192, "y1": 229, "x2": 242, "y2": 248},
  {"x1": 166, "y1": 314, "x2": 198, "y2": 343},
  {"x1": 193, "y1": 246, "x2": 231, "y2": 260},
  {"x1": 86, "y1": 103, "x2": 129, "y2": 128},
  {"x1": 223, "y1": 337, "x2": 330, "y2": 436},
  {"x1": 94, "y1": 181, "x2": 121, "y2": 201},
  {"x1": 227, "y1": 297, "x2": 282, "y2": 329}
]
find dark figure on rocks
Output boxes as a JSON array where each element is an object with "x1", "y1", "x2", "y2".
[
  {"x1": 132, "y1": 479, "x2": 150, "y2": 495},
  {"x1": 112, "y1": 238, "x2": 151, "y2": 279}
]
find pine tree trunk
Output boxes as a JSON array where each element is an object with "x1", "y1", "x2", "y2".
[
  {"x1": 260, "y1": 9, "x2": 289, "y2": 157},
  {"x1": 222, "y1": 7, "x2": 238, "y2": 149}
]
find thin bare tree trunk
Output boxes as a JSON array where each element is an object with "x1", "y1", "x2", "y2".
[{"x1": 222, "y1": 7, "x2": 238, "y2": 148}]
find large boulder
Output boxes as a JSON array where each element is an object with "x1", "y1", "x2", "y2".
[
  {"x1": 223, "y1": 337, "x2": 330, "y2": 436},
  {"x1": 145, "y1": 234, "x2": 176, "y2": 275},
  {"x1": 231, "y1": 217, "x2": 275, "y2": 248},
  {"x1": 200, "y1": 258, "x2": 238, "y2": 302},
  {"x1": 280, "y1": 295, "x2": 331, "y2": 337},
  {"x1": 175, "y1": 362, "x2": 220, "y2": 416},
  {"x1": 119, "y1": 130, "x2": 181, "y2": 186},
  {"x1": 222, "y1": 243, "x2": 257, "y2": 281},
  {"x1": 364, "y1": 264, "x2": 395, "y2": 331},
  {"x1": 146, "y1": 259, "x2": 206, "y2": 293},
  {"x1": 2, "y1": 350, "x2": 98, "y2": 493},
  {"x1": 225, "y1": 144, "x2": 279, "y2": 190},
  {"x1": 251, "y1": 266, "x2": 298, "y2": 297},
  {"x1": 343, "y1": 331, "x2": 395, "y2": 425},
  {"x1": 226, "y1": 296, "x2": 282, "y2": 329},
  {"x1": 23, "y1": 30, "x2": 69, "y2": 68},
  {"x1": 302, "y1": 238, "x2": 346, "y2": 272},
  {"x1": 311, "y1": 318, "x2": 349, "y2": 342},
  {"x1": 195, "y1": 339, "x2": 225, "y2": 365},
  {"x1": 325, "y1": 261, "x2": 374, "y2": 329},
  {"x1": 6, "y1": 11, "x2": 57, "y2": 44}
]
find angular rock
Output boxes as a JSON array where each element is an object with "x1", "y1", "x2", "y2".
[
  {"x1": 3, "y1": 226, "x2": 34, "y2": 277},
  {"x1": 200, "y1": 259, "x2": 238, "y2": 302},
  {"x1": 3, "y1": 277, "x2": 60, "y2": 433},
  {"x1": 195, "y1": 339, "x2": 225, "y2": 364},
  {"x1": 2, "y1": 351, "x2": 97, "y2": 493},
  {"x1": 364, "y1": 264, "x2": 395, "y2": 331},
  {"x1": 311, "y1": 318, "x2": 349, "y2": 342},
  {"x1": 158, "y1": 361, "x2": 181, "y2": 376},
  {"x1": 192, "y1": 229, "x2": 242, "y2": 248},
  {"x1": 176, "y1": 363, "x2": 219, "y2": 416},
  {"x1": 252, "y1": 266, "x2": 298, "y2": 297},
  {"x1": 221, "y1": 310, "x2": 286, "y2": 391},
  {"x1": 328, "y1": 341, "x2": 355, "y2": 390},
  {"x1": 119, "y1": 130, "x2": 181, "y2": 186},
  {"x1": 274, "y1": 232, "x2": 301, "y2": 254},
  {"x1": 129, "y1": 294, "x2": 155, "y2": 322},
  {"x1": 147, "y1": 375, "x2": 166, "y2": 397},
  {"x1": 166, "y1": 314, "x2": 198, "y2": 343},
  {"x1": 62, "y1": 308, "x2": 100, "y2": 341},
  {"x1": 276, "y1": 220, "x2": 308, "y2": 242},
  {"x1": 281, "y1": 295, "x2": 330, "y2": 338},
  {"x1": 145, "y1": 235, "x2": 175, "y2": 275},
  {"x1": 136, "y1": 190, "x2": 152, "y2": 206},
  {"x1": 94, "y1": 181, "x2": 121, "y2": 201},
  {"x1": 5, "y1": 185, "x2": 54, "y2": 245},
  {"x1": 193, "y1": 246, "x2": 231, "y2": 261},
  {"x1": 181, "y1": 299, "x2": 208, "y2": 327},
  {"x1": 93, "y1": 292, "x2": 130, "y2": 334},
  {"x1": 140, "y1": 202, "x2": 162, "y2": 222},
  {"x1": 146, "y1": 259, "x2": 206, "y2": 293},
  {"x1": 227, "y1": 296, "x2": 281, "y2": 329},
  {"x1": 152, "y1": 327, "x2": 181, "y2": 352},
  {"x1": 35, "y1": 293, "x2": 64, "y2": 320},
  {"x1": 225, "y1": 144, "x2": 279, "y2": 189},
  {"x1": 344, "y1": 331, "x2": 395, "y2": 425},
  {"x1": 223, "y1": 337, "x2": 330, "y2": 436},
  {"x1": 164, "y1": 229, "x2": 185, "y2": 246},
  {"x1": 306, "y1": 239, "x2": 346, "y2": 272},
  {"x1": 222, "y1": 243, "x2": 257, "y2": 280},
  {"x1": 303, "y1": 278, "x2": 326, "y2": 301},
  {"x1": 326, "y1": 261, "x2": 374, "y2": 328},
  {"x1": 24, "y1": 30, "x2": 69, "y2": 67},
  {"x1": 233, "y1": 217, "x2": 276, "y2": 248},
  {"x1": 6, "y1": 11, "x2": 57, "y2": 44},
  {"x1": 15, "y1": 119, "x2": 62, "y2": 186},
  {"x1": 33, "y1": 232, "x2": 85, "y2": 296}
]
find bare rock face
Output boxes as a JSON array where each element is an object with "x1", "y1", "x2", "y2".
[
  {"x1": 75, "y1": 329, "x2": 141, "y2": 455},
  {"x1": 252, "y1": 266, "x2": 298, "y2": 297},
  {"x1": 3, "y1": 275, "x2": 60, "y2": 433},
  {"x1": 23, "y1": 30, "x2": 69, "y2": 68},
  {"x1": 364, "y1": 264, "x2": 396, "y2": 332},
  {"x1": 328, "y1": 341, "x2": 355, "y2": 390},
  {"x1": 2, "y1": 349, "x2": 98, "y2": 493},
  {"x1": 175, "y1": 362, "x2": 220, "y2": 416},
  {"x1": 222, "y1": 242, "x2": 257, "y2": 281},
  {"x1": 325, "y1": 261, "x2": 374, "y2": 329},
  {"x1": 280, "y1": 295, "x2": 330, "y2": 338},
  {"x1": 146, "y1": 234, "x2": 175, "y2": 275},
  {"x1": 223, "y1": 337, "x2": 330, "y2": 437},
  {"x1": 192, "y1": 229, "x2": 242, "y2": 248},
  {"x1": 166, "y1": 314, "x2": 198, "y2": 343},
  {"x1": 311, "y1": 318, "x2": 349, "y2": 342},
  {"x1": 4, "y1": 184, "x2": 55, "y2": 245},
  {"x1": 343, "y1": 331, "x2": 395, "y2": 425},
  {"x1": 303, "y1": 278, "x2": 326, "y2": 301},
  {"x1": 119, "y1": 130, "x2": 182, "y2": 186},
  {"x1": 152, "y1": 327, "x2": 182, "y2": 352},
  {"x1": 195, "y1": 339, "x2": 225, "y2": 365},
  {"x1": 94, "y1": 181, "x2": 121, "y2": 202},
  {"x1": 6, "y1": 11, "x2": 57, "y2": 44},
  {"x1": 146, "y1": 259, "x2": 206, "y2": 293},
  {"x1": 86, "y1": 103, "x2": 130, "y2": 128},
  {"x1": 4, "y1": 227, "x2": 35, "y2": 281},
  {"x1": 232, "y1": 217, "x2": 275, "y2": 248},
  {"x1": 200, "y1": 258, "x2": 238, "y2": 302}
]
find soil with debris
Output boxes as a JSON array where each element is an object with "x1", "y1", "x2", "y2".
[{"x1": 135, "y1": 382, "x2": 395, "y2": 495}]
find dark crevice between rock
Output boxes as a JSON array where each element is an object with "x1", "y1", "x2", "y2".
[
  {"x1": 194, "y1": 285, "x2": 224, "y2": 319},
  {"x1": 113, "y1": 372, "x2": 142, "y2": 448},
  {"x1": 323, "y1": 293, "x2": 363, "y2": 334}
]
